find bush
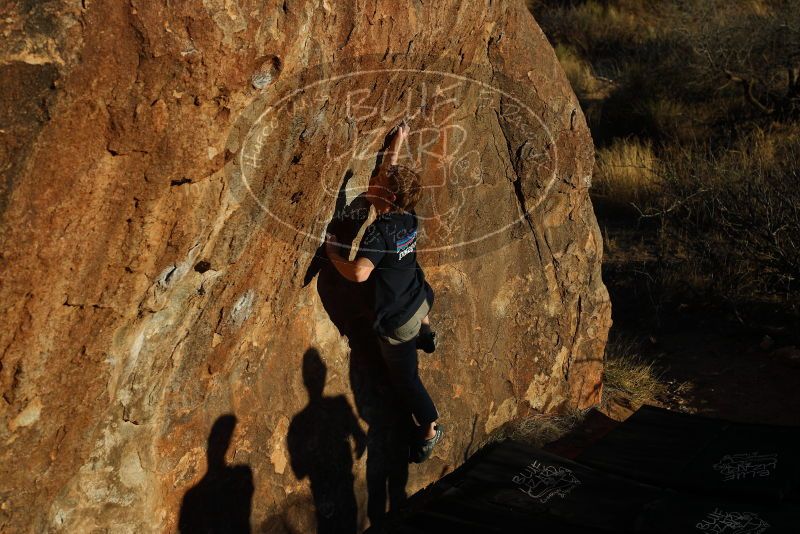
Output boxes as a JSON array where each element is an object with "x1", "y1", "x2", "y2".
[
  {"x1": 675, "y1": 0, "x2": 800, "y2": 119},
  {"x1": 532, "y1": 0, "x2": 800, "y2": 312},
  {"x1": 657, "y1": 129, "x2": 800, "y2": 299}
]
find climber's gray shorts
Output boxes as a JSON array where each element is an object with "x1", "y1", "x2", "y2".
[
  {"x1": 381, "y1": 288, "x2": 433, "y2": 346},
  {"x1": 381, "y1": 298, "x2": 430, "y2": 345}
]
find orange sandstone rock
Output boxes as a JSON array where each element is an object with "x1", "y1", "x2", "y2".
[{"x1": 0, "y1": 1, "x2": 610, "y2": 531}]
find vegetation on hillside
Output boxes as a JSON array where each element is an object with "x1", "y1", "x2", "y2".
[{"x1": 530, "y1": 0, "x2": 800, "y2": 322}]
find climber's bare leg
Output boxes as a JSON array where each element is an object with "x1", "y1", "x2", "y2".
[{"x1": 422, "y1": 314, "x2": 430, "y2": 325}]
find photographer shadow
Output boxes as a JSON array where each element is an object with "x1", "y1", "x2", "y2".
[
  {"x1": 288, "y1": 349, "x2": 367, "y2": 534},
  {"x1": 303, "y1": 171, "x2": 411, "y2": 529},
  {"x1": 179, "y1": 415, "x2": 254, "y2": 533}
]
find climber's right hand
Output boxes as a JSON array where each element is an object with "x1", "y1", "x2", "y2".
[{"x1": 397, "y1": 120, "x2": 410, "y2": 139}]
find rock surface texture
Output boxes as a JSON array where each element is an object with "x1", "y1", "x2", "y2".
[{"x1": 0, "y1": 0, "x2": 611, "y2": 532}]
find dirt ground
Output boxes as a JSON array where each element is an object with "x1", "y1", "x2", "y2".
[{"x1": 594, "y1": 195, "x2": 800, "y2": 427}]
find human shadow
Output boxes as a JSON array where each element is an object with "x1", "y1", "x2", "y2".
[
  {"x1": 287, "y1": 348, "x2": 367, "y2": 534},
  {"x1": 304, "y1": 169, "x2": 412, "y2": 529},
  {"x1": 303, "y1": 128, "x2": 398, "y2": 287},
  {"x1": 303, "y1": 170, "x2": 371, "y2": 287},
  {"x1": 179, "y1": 414, "x2": 254, "y2": 533}
]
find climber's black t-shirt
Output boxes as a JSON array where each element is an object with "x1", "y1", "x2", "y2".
[{"x1": 355, "y1": 210, "x2": 427, "y2": 335}]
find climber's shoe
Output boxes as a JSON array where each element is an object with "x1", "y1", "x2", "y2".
[
  {"x1": 416, "y1": 323, "x2": 437, "y2": 354},
  {"x1": 409, "y1": 423, "x2": 444, "y2": 464}
]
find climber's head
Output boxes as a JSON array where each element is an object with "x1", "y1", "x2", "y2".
[{"x1": 367, "y1": 164, "x2": 422, "y2": 214}]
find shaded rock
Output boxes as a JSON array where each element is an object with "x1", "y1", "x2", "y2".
[{"x1": 0, "y1": 0, "x2": 610, "y2": 532}]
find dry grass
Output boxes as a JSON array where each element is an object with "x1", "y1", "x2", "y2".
[
  {"x1": 554, "y1": 44, "x2": 615, "y2": 101},
  {"x1": 531, "y1": 0, "x2": 660, "y2": 55},
  {"x1": 593, "y1": 138, "x2": 661, "y2": 203},
  {"x1": 554, "y1": 44, "x2": 597, "y2": 99},
  {"x1": 636, "y1": 97, "x2": 692, "y2": 141},
  {"x1": 718, "y1": 125, "x2": 800, "y2": 173},
  {"x1": 602, "y1": 336, "x2": 670, "y2": 409},
  {"x1": 480, "y1": 408, "x2": 586, "y2": 450}
]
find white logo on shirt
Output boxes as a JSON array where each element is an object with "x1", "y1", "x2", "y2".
[
  {"x1": 396, "y1": 229, "x2": 417, "y2": 260},
  {"x1": 398, "y1": 240, "x2": 416, "y2": 260}
]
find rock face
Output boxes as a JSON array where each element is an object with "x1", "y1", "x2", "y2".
[{"x1": 0, "y1": 1, "x2": 610, "y2": 532}]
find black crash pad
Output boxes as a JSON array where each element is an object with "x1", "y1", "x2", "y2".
[
  {"x1": 576, "y1": 405, "x2": 800, "y2": 503},
  {"x1": 637, "y1": 494, "x2": 799, "y2": 533},
  {"x1": 375, "y1": 439, "x2": 668, "y2": 533}
]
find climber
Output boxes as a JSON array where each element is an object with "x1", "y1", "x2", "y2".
[{"x1": 324, "y1": 121, "x2": 443, "y2": 463}]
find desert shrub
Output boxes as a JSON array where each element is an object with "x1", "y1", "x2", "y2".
[
  {"x1": 533, "y1": 0, "x2": 799, "y2": 144},
  {"x1": 532, "y1": 0, "x2": 800, "y2": 311},
  {"x1": 675, "y1": 0, "x2": 800, "y2": 119},
  {"x1": 656, "y1": 128, "x2": 800, "y2": 300}
]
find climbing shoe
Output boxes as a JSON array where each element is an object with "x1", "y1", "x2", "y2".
[
  {"x1": 409, "y1": 424, "x2": 444, "y2": 464},
  {"x1": 416, "y1": 323, "x2": 437, "y2": 354}
]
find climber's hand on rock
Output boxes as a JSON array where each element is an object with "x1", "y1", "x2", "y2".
[
  {"x1": 397, "y1": 121, "x2": 410, "y2": 139},
  {"x1": 385, "y1": 121, "x2": 410, "y2": 168}
]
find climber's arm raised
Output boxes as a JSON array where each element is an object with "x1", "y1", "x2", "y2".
[
  {"x1": 325, "y1": 233, "x2": 375, "y2": 283},
  {"x1": 379, "y1": 121, "x2": 409, "y2": 172}
]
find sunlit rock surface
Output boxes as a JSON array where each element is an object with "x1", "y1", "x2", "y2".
[{"x1": 0, "y1": 0, "x2": 610, "y2": 531}]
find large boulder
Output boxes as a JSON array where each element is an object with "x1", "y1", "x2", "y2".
[{"x1": 0, "y1": 0, "x2": 611, "y2": 532}]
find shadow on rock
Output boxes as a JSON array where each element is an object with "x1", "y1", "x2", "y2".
[
  {"x1": 304, "y1": 170, "x2": 371, "y2": 287},
  {"x1": 179, "y1": 414, "x2": 254, "y2": 533},
  {"x1": 303, "y1": 172, "x2": 413, "y2": 529},
  {"x1": 288, "y1": 348, "x2": 367, "y2": 534}
]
